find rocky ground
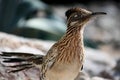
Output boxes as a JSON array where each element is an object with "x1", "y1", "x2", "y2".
[
  {"x1": 0, "y1": 32, "x2": 119, "y2": 80},
  {"x1": 0, "y1": 0, "x2": 120, "y2": 80}
]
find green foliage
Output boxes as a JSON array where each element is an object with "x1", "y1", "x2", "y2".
[{"x1": 0, "y1": 0, "x2": 66, "y2": 40}]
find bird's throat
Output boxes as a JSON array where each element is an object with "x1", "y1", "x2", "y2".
[
  {"x1": 57, "y1": 25, "x2": 84, "y2": 63},
  {"x1": 66, "y1": 25, "x2": 84, "y2": 37}
]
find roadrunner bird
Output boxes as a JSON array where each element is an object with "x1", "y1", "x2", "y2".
[{"x1": 0, "y1": 7, "x2": 106, "y2": 80}]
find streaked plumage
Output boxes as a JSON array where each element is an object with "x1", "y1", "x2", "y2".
[
  {"x1": 0, "y1": 7, "x2": 106, "y2": 80},
  {"x1": 0, "y1": 52, "x2": 43, "y2": 73}
]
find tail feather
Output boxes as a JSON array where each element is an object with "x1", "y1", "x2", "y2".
[
  {"x1": 6, "y1": 63, "x2": 32, "y2": 68},
  {"x1": 8, "y1": 65, "x2": 34, "y2": 73},
  {"x1": 27, "y1": 56, "x2": 43, "y2": 64},
  {"x1": 3, "y1": 58, "x2": 26, "y2": 63},
  {"x1": 1, "y1": 52, "x2": 44, "y2": 64},
  {"x1": 1, "y1": 52, "x2": 36, "y2": 57},
  {"x1": 0, "y1": 52, "x2": 44, "y2": 72}
]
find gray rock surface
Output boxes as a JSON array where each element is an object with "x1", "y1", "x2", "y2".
[{"x1": 0, "y1": 32, "x2": 119, "y2": 80}]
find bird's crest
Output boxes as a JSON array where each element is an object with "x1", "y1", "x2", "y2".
[
  {"x1": 65, "y1": 8, "x2": 80, "y2": 18},
  {"x1": 65, "y1": 7, "x2": 91, "y2": 19}
]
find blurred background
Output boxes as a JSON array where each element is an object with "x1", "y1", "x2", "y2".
[{"x1": 0, "y1": 0, "x2": 120, "y2": 80}]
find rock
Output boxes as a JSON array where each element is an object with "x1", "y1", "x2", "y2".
[
  {"x1": 113, "y1": 59, "x2": 120, "y2": 80},
  {"x1": 113, "y1": 59, "x2": 120, "y2": 72},
  {"x1": 99, "y1": 70, "x2": 114, "y2": 80},
  {"x1": 91, "y1": 77, "x2": 111, "y2": 80},
  {"x1": 75, "y1": 72, "x2": 90, "y2": 80},
  {"x1": 0, "y1": 32, "x2": 118, "y2": 80},
  {"x1": 84, "y1": 48, "x2": 116, "y2": 76},
  {"x1": 0, "y1": 63, "x2": 40, "y2": 80},
  {"x1": 0, "y1": 32, "x2": 54, "y2": 54}
]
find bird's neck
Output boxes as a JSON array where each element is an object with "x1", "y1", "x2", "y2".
[
  {"x1": 65, "y1": 25, "x2": 84, "y2": 48},
  {"x1": 57, "y1": 25, "x2": 84, "y2": 63},
  {"x1": 66, "y1": 25, "x2": 84, "y2": 37}
]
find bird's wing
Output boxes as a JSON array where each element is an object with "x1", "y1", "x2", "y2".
[
  {"x1": 0, "y1": 52, "x2": 44, "y2": 73},
  {"x1": 40, "y1": 44, "x2": 58, "y2": 79}
]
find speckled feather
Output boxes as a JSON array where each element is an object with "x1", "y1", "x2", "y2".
[
  {"x1": 1, "y1": 7, "x2": 102, "y2": 80},
  {"x1": 40, "y1": 8, "x2": 89, "y2": 80}
]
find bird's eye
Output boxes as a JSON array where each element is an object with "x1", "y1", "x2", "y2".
[{"x1": 74, "y1": 14, "x2": 78, "y2": 18}]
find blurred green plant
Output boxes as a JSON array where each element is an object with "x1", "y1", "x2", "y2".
[{"x1": 0, "y1": 0, "x2": 66, "y2": 40}]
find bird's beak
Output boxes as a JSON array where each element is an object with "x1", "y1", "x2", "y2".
[
  {"x1": 83, "y1": 12, "x2": 107, "y2": 21},
  {"x1": 91, "y1": 12, "x2": 107, "y2": 17},
  {"x1": 78, "y1": 12, "x2": 107, "y2": 24}
]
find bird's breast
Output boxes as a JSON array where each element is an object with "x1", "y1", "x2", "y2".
[{"x1": 46, "y1": 58, "x2": 82, "y2": 80}]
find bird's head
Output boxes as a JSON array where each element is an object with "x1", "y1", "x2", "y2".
[{"x1": 65, "y1": 7, "x2": 107, "y2": 27}]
